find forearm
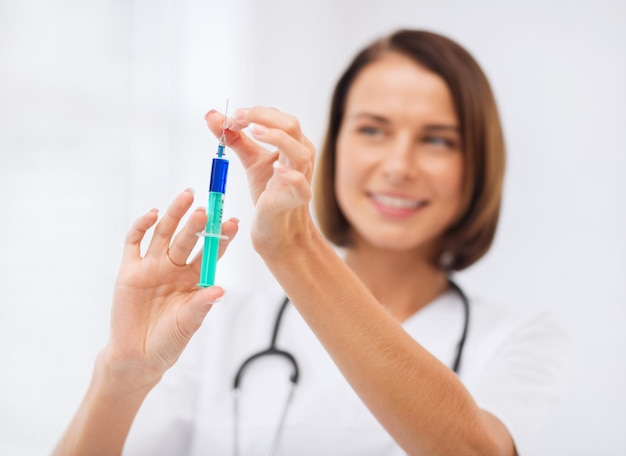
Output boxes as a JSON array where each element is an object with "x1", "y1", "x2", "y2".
[
  {"x1": 258, "y1": 225, "x2": 513, "y2": 455},
  {"x1": 53, "y1": 190, "x2": 232, "y2": 455},
  {"x1": 53, "y1": 351, "x2": 159, "y2": 456}
]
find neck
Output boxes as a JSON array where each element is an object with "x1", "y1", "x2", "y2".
[{"x1": 344, "y1": 244, "x2": 449, "y2": 322}]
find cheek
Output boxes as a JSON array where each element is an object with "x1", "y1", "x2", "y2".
[
  {"x1": 444, "y1": 166, "x2": 464, "y2": 202},
  {"x1": 425, "y1": 155, "x2": 464, "y2": 200}
]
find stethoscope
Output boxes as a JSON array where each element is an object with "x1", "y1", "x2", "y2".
[{"x1": 231, "y1": 278, "x2": 470, "y2": 456}]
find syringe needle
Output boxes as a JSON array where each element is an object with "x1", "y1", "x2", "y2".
[{"x1": 220, "y1": 98, "x2": 229, "y2": 145}]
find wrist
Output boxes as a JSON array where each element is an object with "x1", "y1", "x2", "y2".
[
  {"x1": 93, "y1": 348, "x2": 163, "y2": 398},
  {"x1": 53, "y1": 349, "x2": 159, "y2": 455},
  {"x1": 252, "y1": 213, "x2": 320, "y2": 259}
]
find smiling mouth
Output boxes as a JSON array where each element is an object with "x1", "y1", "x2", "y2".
[{"x1": 371, "y1": 193, "x2": 427, "y2": 210}]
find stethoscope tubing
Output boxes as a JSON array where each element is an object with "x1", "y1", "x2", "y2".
[{"x1": 231, "y1": 278, "x2": 470, "y2": 455}]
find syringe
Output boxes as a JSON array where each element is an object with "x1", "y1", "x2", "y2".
[{"x1": 198, "y1": 102, "x2": 230, "y2": 287}]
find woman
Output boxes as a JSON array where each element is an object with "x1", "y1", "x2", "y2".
[{"x1": 54, "y1": 30, "x2": 564, "y2": 455}]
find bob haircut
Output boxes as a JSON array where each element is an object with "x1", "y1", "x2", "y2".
[{"x1": 314, "y1": 29, "x2": 506, "y2": 271}]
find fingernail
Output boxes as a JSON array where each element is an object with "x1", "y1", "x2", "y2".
[
  {"x1": 250, "y1": 123, "x2": 267, "y2": 136},
  {"x1": 149, "y1": 208, "x2": 159, "y2": 213},
  {"x1": 185, "y1": 187, "x2": 196, "y2": 195},
  {"x1": 272, "y1": 160, "x2": 287, "y2": 172}
]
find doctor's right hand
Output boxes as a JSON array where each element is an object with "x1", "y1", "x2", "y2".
[
  {"x1": 99, "y1": 189, "x2": 238, "y2": 392},
  {"x1": 204, "y1": 108, "x2": 316, "y2": 255}
]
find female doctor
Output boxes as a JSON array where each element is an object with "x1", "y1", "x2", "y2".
[{"x1": 54, "y1": 30, "x2": 564, "y2": 455}]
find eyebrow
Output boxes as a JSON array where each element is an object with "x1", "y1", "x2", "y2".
[
  {"x1": 423, "y1": 124, "x2": 460, "y2": 133},
  {"x1": 350, "y1": 113, "x2": 390, "y2": 124},
  {"x1": 349, "y1": 113, "x2": 460, "y2": 132}
]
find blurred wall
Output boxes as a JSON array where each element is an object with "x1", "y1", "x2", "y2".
[{"x1": 0, "y1": 0, "x2": 625, "y2": 454}]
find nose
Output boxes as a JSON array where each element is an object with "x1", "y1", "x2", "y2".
[{"x1": 381, "y1": 136, "x2": 418, "y2": 182}]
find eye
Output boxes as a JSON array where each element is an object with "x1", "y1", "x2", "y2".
[
  {"x1": 357, "y1": 125, "x2": 385, "y2": 138},
  {"x1": 423, "y1": 135, "x2": 457, "y2": 149}
]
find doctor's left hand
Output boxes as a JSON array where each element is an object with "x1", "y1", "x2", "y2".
[{"x1": 101, "y1": 189, "x2": 238, "y2": 392}]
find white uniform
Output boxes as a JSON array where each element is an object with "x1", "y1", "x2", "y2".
[{"x1": 124, "y1": 279, "x2": 567, "y2": 456}]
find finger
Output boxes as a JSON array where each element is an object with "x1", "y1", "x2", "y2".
[
  {"x1": 217, "y1": 217, "x2": 239, "y2": 258},
  {"x1": 233, "y1": 107, "x2": 315, "y2": 177},
  {"x1": 176, "y1": 287, "x2": 225, "y2": 340},
  {"x1": 189, "y1": 218, "x2": 239, "y2": 274},
  {"x1": 122, "y1": 208, "x2": 160, "y2": 261},
  {"x1": 272, "y1": 161, "x2": 313, "y2": 205},
  {"x1": 146, "y1": 189, "x2": 195, "y2": 257},
  {"x1": 205, "y1": 110, "x2": 268, "y2": 169},
  {"x1": 237, "y1": 107, "x2": 303, "y2": 139},
  {"x1": 166, "y1": 207, "x2": 208, "y2": 267},
  {"x1": 249, "y1": 123, "x2": 314, "y2": 175}
]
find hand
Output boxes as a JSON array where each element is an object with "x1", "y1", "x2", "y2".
[
  {"x1": 102, "y1": 189, "x2": 238, "y2": 389},
  {"x1": 205, "y1": 107, "x2": 316, "y2": 252}
]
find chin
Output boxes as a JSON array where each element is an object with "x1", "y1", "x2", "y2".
[{"x1": 359, "y1": 232, "x2": 438, "y2": 255}]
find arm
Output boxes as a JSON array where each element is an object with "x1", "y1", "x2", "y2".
[
  {"x1": 206, "y1": 108, "x2": 515, "y2": 456},
  {"x1": 53, "y1": 189, "x2": 238, "y2": 455},
  {"x1": 52, "y1": 351, "x2": 160, "y2": 456},
  {"x1": 259, "y1": 223, "x2": 514, "y2": 456}
]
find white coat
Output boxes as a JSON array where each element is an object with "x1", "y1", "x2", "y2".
[{"x1": 124, "y1": 278, "x2": 567, "y2": 456}]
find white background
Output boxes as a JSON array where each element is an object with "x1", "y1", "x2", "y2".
[{"x1": 0, "y1": 0, "x2": 625, "y2": 454}]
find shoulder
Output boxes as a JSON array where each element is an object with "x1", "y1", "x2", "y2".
[
  {"x1": 461, "y1": 293, "x2": 570, "y2": 455},
  {"x1": 466, "y1": 295, "x2": 568, "y2": 370},
  {"x1": 470, "y1": 294, "x2": 565, "y2": 340},
  {"x1": 461, "y1": 292, "x2": 569, "y2": 387}
]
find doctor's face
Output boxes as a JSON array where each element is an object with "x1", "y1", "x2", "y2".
[{"x1": 335, "y1": 53, "x2": 464, "y2": 256}]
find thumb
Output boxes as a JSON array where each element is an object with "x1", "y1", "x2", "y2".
[{"x1": 176, "y1": 287, "x2": 224, "y2": 340}]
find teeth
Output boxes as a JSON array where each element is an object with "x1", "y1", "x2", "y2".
[{"x1": 372, "y1": 194, "x2": 424, "y2": 209}]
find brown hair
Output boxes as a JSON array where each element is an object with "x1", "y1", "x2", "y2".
[{"x1": 314, "y1": 29, "x2": 506, "y2": 271}]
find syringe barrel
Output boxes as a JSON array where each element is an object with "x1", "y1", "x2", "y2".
[
  {"x1": 198, "y1": 157, "x2": 229, "y2": 288},
  {"x1": 210, "y1": 157, "x2": 229, "y2": 192}
]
